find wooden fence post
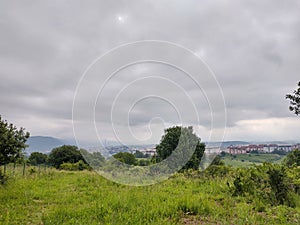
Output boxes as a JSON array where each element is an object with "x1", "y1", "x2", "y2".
[
  {"x1": 13, "y1": 162, "x2": 16, "y2": 176},
  {"x1": 22, "y1": 163, "x2": 25, "y2": 176}
]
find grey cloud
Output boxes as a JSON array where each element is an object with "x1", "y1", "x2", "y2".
[{"x1": 1, "y1": 0, "x2": 299, "y2": 143}]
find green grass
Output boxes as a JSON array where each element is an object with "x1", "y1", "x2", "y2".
[
  {"x1": 222, "y1": 153, "x2": 285, "y2": 167},
  {"x1": 1, "y1": 168, "x2": 299, "y2": 225}
]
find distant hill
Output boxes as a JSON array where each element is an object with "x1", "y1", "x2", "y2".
[
  {"x1": 221, "y1": 141, "x2": 250, "y2": 148},
  {"x1": 205, "y1": 141, "x2": 250, "y2": 149},
  {"x1": 25, "y1": 136, "x2": 65, "y2": 154}
]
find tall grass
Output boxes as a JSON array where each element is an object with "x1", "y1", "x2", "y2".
[{"x1": 1, "y1": 167, "x2": 300, "y2": 224}]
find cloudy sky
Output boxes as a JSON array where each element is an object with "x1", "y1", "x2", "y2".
[{"x1": 1, "y1": 0, "x2": 300, "y2": 146}]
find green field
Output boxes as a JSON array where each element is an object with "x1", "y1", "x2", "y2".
[
  {"x1": 1, "y1": 168, "x2": 299, "y2": 225},
  {"x1": 222, "y1": 153, "x2": 285, "y2": 167}
]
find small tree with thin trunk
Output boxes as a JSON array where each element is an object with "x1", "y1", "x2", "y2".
[
  {"x1": 0, "y1": 115, "x2": 30, "y2": 166},
  {"x1": 286, "y1": 81, "x2": 300, "y2": 115}
]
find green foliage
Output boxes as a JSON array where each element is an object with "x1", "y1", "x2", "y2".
[
  {"x1": 205, "y1": 165, "x2": 231, "y2": 178},
  {"x1": 210, "y1": 155, "x2": 224, "y2": 166},
  {"x1": 271, "y1": 149, "x2": 289, "y2": 155},
  {"x1": 284, "y1": 149, "x2": 300, "y2": 167},
  {"x1": 113, "y1": 152, "x2": 137, "y2": 165},
  {"x1": 134, "y1": 150, "x2": 146, "y2": 158},
  {"x1": 155, "y1": 126, "x2": 205, "y2": 171},
  {"x1": 0, "y1": 169, "x2": 299, "y2": 224},
  {"x1": 138, "y1": 159, "x2": 151, "y2": 166},
  {"x1": 286, "y1": 166, "x2": 300, "y2": 194},
  {"x1": 267, "y1": 166, "x2": 292, "y2": 206},
  {"x1": 48, "y1": 145, "x2": 85, "y2": 169},
  {"x1": 80, "y1": 149, "x2": 105, "y2": 168},
  {"x1": 0, "y1": 115, "x2": 30, "y2": 165},
  {"x1": 28, "y1": 167, "x2": 36, "y2": 174},
  {"x1": 28, "y1": 152, "x2": 48, "y2": 165},
  {"x1": 156, "y1": 126, "x2": 183, "y2": 160},
  {"x1": 232, "y1": 163, "x2": 297, "y2": 207},
  {"x1": 221, "y1": 153, "x2": 284, "y2": 167},
  {"x1": 286, "y1": 81, "x2": 300, "y2": 115},
  {"x1": 60, "y1": 160, "x2": 90, "y2": 171}
]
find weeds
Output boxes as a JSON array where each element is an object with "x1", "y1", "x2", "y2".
[{"x1": 0, "y1": 165, "x2": 299, "y2": 224}]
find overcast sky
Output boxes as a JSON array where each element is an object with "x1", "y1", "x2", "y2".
[{"x1": 1, "y1": 0, "x2": 300, "y2": 146}]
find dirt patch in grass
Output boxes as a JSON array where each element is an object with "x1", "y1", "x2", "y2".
[{"x1": 181, "y1": 216, "x2": 223, "y2": 225}]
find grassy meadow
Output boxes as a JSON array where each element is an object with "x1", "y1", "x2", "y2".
[
  {"x1": 222, "y1": 153, "x2": 285, "y2": 168},
  {"x1": 1, "y1": 166, "x2": 299, "y2": 225}
]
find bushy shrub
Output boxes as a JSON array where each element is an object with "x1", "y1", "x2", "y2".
[
  {"x1": 231, "y1": 163, "x2": 297, "y2": 207},
  {"x1": 286, "y1": 166, "x2": 300, "y2": 195},
  {"x1": 29, "y1": 167, "x2": 36, "y2": 174},
  {"x1": 205, "y1": 165, "x2": 231, "y2": 178},
  {"x1": 267, "y1": 166, "x2": 290, "y2": 205},
  {"x1": 60, "y1": 162, "x2": 74, "y2": 171},
  {"x1": 284, "y1": 149, "x2": 300, "y2": 167},
  {"x1": 138, "y1": 159, "x2": 150, "y2": 166},
  {"x1": 113, "y1": 152, "x2": 137, "y2": 165},
  {"x1": 59, "y1": 160, "x2": 90, "y2": 171}
]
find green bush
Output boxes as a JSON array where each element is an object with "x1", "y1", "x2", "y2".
[
  {"x1": 286, "y1": 166, "x2": 300, "y2": 195},
  {"x1": 60, "y1": 160, "x2": 90, "y2": 171},
  {"x1": 138, "y1": 159, "x2": 150, "y2": 166},
  {"x1": 284, "y1": 149, "x2": 300, "y2": 167},
  {"x1": 205, "y1": 165, "x2": 231, "y2": 178},
  {"x1": 267, "y1": 166, "x2": 291, "y2": 206},
  {"x1": 59, "y1": 162, "x2": 74, "y2": 171},
  {"x1": 113, "y1": 152, "x2": 137, "y2": 165},
  {"x1": 231, "y1": 163, "x2": 297, "y2": 207},
  {"x1": 29, "y1": 167, "x2": 36, "y2": 174}
]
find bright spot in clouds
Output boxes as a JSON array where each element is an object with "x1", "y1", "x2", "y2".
[{"x1": 117, "y1": 15, "x2": 125, "y2": 23}]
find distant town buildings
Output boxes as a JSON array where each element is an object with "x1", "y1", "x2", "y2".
[
  {"x1": 205, "y1": 146, "x2": 222, "y2": 154},
  {"x1": 226, "y1": 143, "x2": 299, "y2": 155},
  {"x1": 89, "y1": 143, "x2": 300, "y2": 157}
]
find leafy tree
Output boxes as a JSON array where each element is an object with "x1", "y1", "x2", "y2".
[
  {"x1": 271, "y1": 149, "x2": 288, "y2": 155},
  {"x1": 155, "y1": 126, "x2": 205, "y2": 170},
  {"x1": 284, "y1": 149, "x2": 300, "y2": 167},
  {"x1": 48, "y1": 145, "x2": 85, "y2": 168},
  {"x1": 134, "y1": 150, "x2": 146, "y2": 158},
  {"x1": 80, "y1": 149, "x2": 105, "y2": 168},
  {"x1": 210, "y1": 155, "x2": 225, "y2": 166},
  {"x1": 138, "y1": 159, "x2": 151, "y2": 166},
  {"x1": 60, "y1": 160, "x2": 90, "y2": 171},
  {"x1": 220, "y1": 151, "x2": 227, "y2": 157},
  {"x1": 113, "y1": 152, "x2": 137, "y2": 165},
  {"x1": 28, "y1": 152, "x2": 48, "y2": 165},
  {"x1": 0, "y1": 115, "x2": 30, "y2": 166},
  {"x1": 267, "y1": 166, "x2": 291, "y2": 206},
  {"x1": 286, "y1": 81, "x2": 300, "y2": 115},
  {"x1": 232, "y1": 164, "x2": 295, "y2": 207}
]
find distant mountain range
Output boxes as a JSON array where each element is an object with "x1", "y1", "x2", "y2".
[{"x1": 25, "y1": 136, "x2": 73, "y2": 153}]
